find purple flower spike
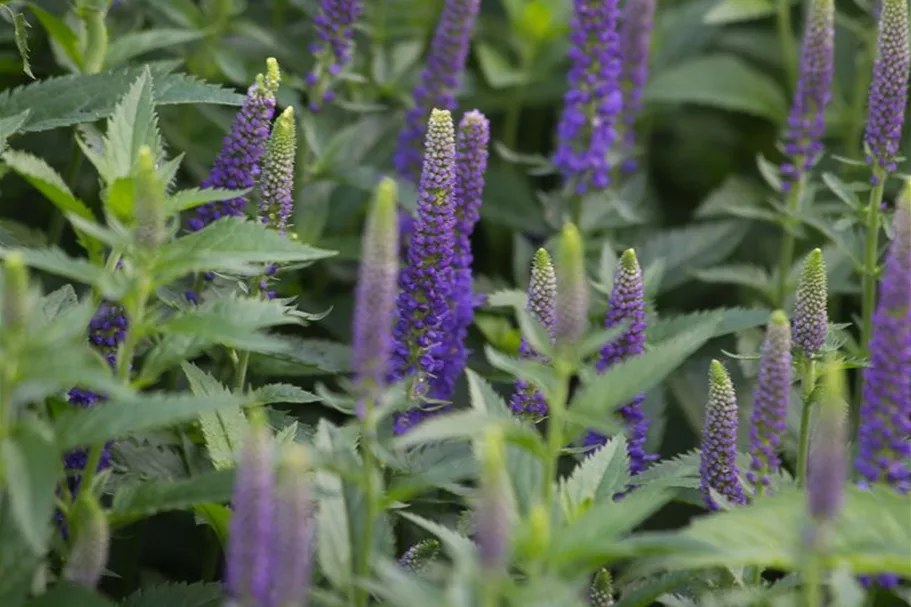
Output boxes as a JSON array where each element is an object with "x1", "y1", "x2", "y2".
[
  {"x1": 258, "y1": 107, "x2": 297, "y2": 236},
  {"x1": 509, "y1": 248, "x2": 557, "y2": 420},
  {"x1": 856, "y1": 184, "x2": 911, "y2": 495},
  {"x1": 436, "y1": 110, "x2": 490, "y2": 401},
  {"x1": 188, "y1": 59, "x2": 280, "y2": 232},
  {"x1": 617, "y1": 0, "x2": 656, "y2": 172},
  {"x1": 391, "y1": 109, "x2": 458, "y2": 433},
  {"x1": 780, "y1": 0, "x2": 835, "y2": 190},
  {"x1": 398, "y1": 539, "x2": 441, "y2": 574},
  {"x1": 807, "y1": 358, "x2": 847, "y2": 523},
  {"x1": 747, "y1": 311, "x2": 792, "y2": 491},
  {"x1": 700, "y1": 360, "x2": 748, "y2": 511},
  {"x1": 554, "y1": 223, "x2": 589, "y2": 348},
  {"x1": 864, "y1": 0, "x2": 910, "y2": 175},
  {"x1": 475, "y1": 428, "x2": 509, "y2": 571},
  {"x1": 227, "y1": 424, "x2": 275, "y2": 607},
  {"x1": 352, "y1": 178, "x2": 400, "y2": 409},
  {"x1": 306, "y1": 0, "x2": 363, "y2": 110},
  {"x1": 270, "y1": 445, "x2": 315, "y2": 607},
  {"x1": 793, "y1": 248, "x2": 828, "y2": 358},
  {"x1": 553, "y1": 0, "x2": 622, "y2": 193},
  {"x1": 393, "y1": 0, "x2": 481, "y2": 183}
]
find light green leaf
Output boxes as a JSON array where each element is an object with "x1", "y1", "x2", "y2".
[
  {"x1": 56, "y1": 392, "x2": 250, "y2": 449},
  {"x1": 0, "y1": 418, "x2": 58, "y2": 553},
  {"x1": 485, "y1": 345, "x2": 557, "y2": 402},
  {"x1": 466, "y1": 368, "x2": 512, "y2": 419},
  {"x1": 648, "y1": 308, "x2": 771, "y2": 343},
  {"x1": 109, "y1": 470, "x2": 234, "y2": 526},
  {"x1": 254, "y1": 383, "x2": 320, "y2": 405},
  {"x1": 0, "y1": 246, "x2": 123, "y2": 297},
  {"x1": 0, "y1": 497, "x2": 41, "y2": 605},
  {"x1": 486, "y1": 288, "x2": 527, "y2": 309},
  {"x1": 0, "y1": 64, "x2": 243, "y2": 133},
  {"x1": 12, "y1": 11, "x2": 33, "y2": 79},
  {"x1": 476, "y1": 43, "x2": 527, "y2": 88},
  {"x1": 153, "y1": 218, "x2": 336, "y2": 284},
  {"x1": 397, "y1": 511, "x2": 474, "y2": 562},
  {"x1": 691, "y1": 265, "x2": 772, "y2": 295},
  {"x1": 182, "y1": 362, "x2": 247, "y2": 470},
  {"x1": 393, "y1": 410, "x2": 497, "y2": 450},
  {"x1": 102, "y1": 68, "x2": 161, "y2": 183},
  {"x1": 645, "y1": 55, "x2": 787, "y2": 123},
  {"x1": 251, "y1": 337, "x2": 353, "y2": 377},
  {"x1": 105, "y1": 29, "x2": 207, "y2": 68},
  {"x1": 559, "y1": 435, "x2": 630, "y2": 522},
  {"x1": 28, "y1": 5, "x2": 82, "y2": 70},
  {"x1": 165, "y1": 187, "x2": 252, "y2": 214},
  {"x1": 704, "y1": 0, "x2": 776, "y2": 24},
  {"x1": 41, "y1": 284, "x2": 78, "y2": 320},
  {"x1": 0, "y1": 110, "x2": 29, "y2": 153},
  {"x1": 612, "y1": 573, "x2": 692, "y2": 607}
]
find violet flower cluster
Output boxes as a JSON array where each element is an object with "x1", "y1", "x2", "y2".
[
  {"x1": 394, "y1": 0, "x2": 481, "y2": 183},
  {"x1": 585, "y1": 250, "x2": 653, "y2": 477},
  {"x1": 553, "y1": 0, "x2": 622, "y2": 193},
  {"x1": 391, "y1": 109, "x2": 458, "y2": 433},
  {"x1": 792, "y1": 248, "x2": 828, "y2": 358},
  {"x1": 398, "y1": 539, "x2": 441, "y2": 574},
  {"x1": 780, "y1": 0, "x2": 835, "y2": 190},
  {"x1": 305, "y1": 0, "x2": 364, "y2": 110},
  {"x1": 856, "y1": 191, "x2": 911, "y2": 495},
  {"x1": 807, "y1": 358, "x2": 847, "y2": 525},
  {"x1": 864, "y1": 0, "x2": 910, "y2": 176},
  {"x1": 188, "y1": 59, "x2": 281, "y2": 232},
  {"x1": 436, "y1": 111, "x2": 490, "y2": 401},
  {"x1": 509, "y1": 248, "x2": 557, "y2": 420},
  {"x1": 616, "y1": 0, "x2": 656, "y2": 173},
  {"x1": 700, "y1": 360, "x2": 748, "y2": 510},
  {"x1": 227, "y1": 427, "x2": 314, "y2": 607},
  {"x1": 747, "y1": 311, "x2": 792, "y2": 490}
]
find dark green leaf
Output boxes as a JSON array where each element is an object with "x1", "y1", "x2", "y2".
[
  {"x1": 648, "y1": 308, "x2": 771, "y2": 343},
  {"x1": 12, "y1": 11, "x2": 33, "y2": 79},
  {"x1": 25, "y1": 583, "x2": 117, "y2": 607},
  {"x1": 165, "y1": 187, "x2": 252, "y2": 214},
  {"x1": 254, "y1": 383, "x2": 320, "y2": 405},
  {"x1": 0, "y1": 110, "x2": 29, "y2": 153},
  {"x1": 109, "y1": 469, "x2": 235, "y2": 526}
]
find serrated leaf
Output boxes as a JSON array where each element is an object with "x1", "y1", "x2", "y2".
[
  {"x1": 254, "y1": 383, "x2": 320, "y2": 405},
  {"x1": 0, "y1": 64, "x2": 242, "y2": 133},
  {"x1": 392, "y1": 410, "x2": 496, "y2": 450},
  {"x1": 645, "y1": 55, "x2": 787, "y2": 122},
  {"x1": 254, "y1": 337, "x2": 353, "y2": 375},
  {"x1": 0, "y1": 247, "x2": 123, "y2": 297},
  {"x1": 560, "y1": 435, "x2": 630, "y2": 521},
  {"x1": 466, "y1": 368, "x2": 512, "y2": 419},
  {"x1": 41, "y1": 284, "x2": 77, "y2": 320},
  {"x1": 109, "y1": 470, "x2": 235, "y2": 526},
  {"x1": 649, "y1": 308, "x2": 771, "y2": 343},
  {"x1": 12, "y1": 11, "x2": 33, "y2": 79},
  {"x1": 1, "y1": 418, "x2": 58, "y2": 552},
  {"x1": 182, "y1": 363, "x2": 247, "y2": 470},
  {"x1": 105, "y1": 28, "x2": 207, "y2": 68},
  {"x1": 101, "y1": 68, "x2": 161, "y2": 183},
  {"x1": 397, "y1": 511, "x2": 474, "y2": 562},
  {"x1": 632, "y1": 449, "x2": 701, "y2": 490},
  {"x1": 28, "y1": 5, "x2": 81, "y2": 70},
  {"x1": 165, "y1": 186, "x2": 252, "y2": 214},
  {"x1": 486, "y1": 345, "x2": 557, "y2": 401},
  {"x1": 613, "y1": 573, "x2": 692, "y2": 607},
  {"x1": 821, "y1": 172, "x2": 863, "y2": 210},
  {"x1": 691, "y1": 264, "x2": 772, "y2": 294},
  {"x1": 0, "y1": 110, "x2": 29, "y2": 153},
  {"x1": 56, "y1": 391, "x2": 250, "y2": 449},
  {"x1": 153, "y1": 218, "x2": 336, "y2": 284}
]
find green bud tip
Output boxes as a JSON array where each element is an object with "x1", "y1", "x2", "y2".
[
  {"x1": 619, "y1": 248, "x2": 640, "y2": 272},
  {"x1": 533, "y1": 247, "x2": 553, "y2": 270},
  {"x1": 134, "y1": 145, "x2": 165, "y2": 249},
  {"x1": 769, "y1": 309, "x2": 789, "y2": 326},
  {"x1": 481, "y1": 426, "x2": 506, "y2": 477},
  {"x1": 3, "y1": 251, "x2": 29, "y2": 328},
  {"x1": 527, "y1": 503, "x2": 550, "y2": 547},
  {"x1": 278, "y1": 443, "x2": 309, "y2": 477},
  {"x1": 709, "y1": 359, "x2": 732, "y2": 387}
]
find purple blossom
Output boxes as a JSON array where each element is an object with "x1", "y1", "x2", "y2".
[
  {"x1": 391, "y1": 109, "x2": 457, "y2": 433},
  {"x1": 553, "y1": 0, "x2": 623, "y2": 193},
  {"x1": 270, "y1": 445, "x2": 315, "y2": 607},
  {"x1": 554, "y1": 223, "x2": 588, "y2": 348},
  {"x1": 585, "y1": 250, "x2": 654, "y2": 477},
  {"x1": 509, "y1": 248, "x2": 557, "y2": 420},
  {"x1": 352, "y1": 178, "x2": 400, "y2": 410},
  {"x1": 227, "y1": 424, "x2": 275, "y2": 607},
  {"x1": 305, "y1": 0, "x2": 364, "y2": 110},
  {"x1": 476, "y1": 428, "x2": 509, "y2": 570},
  {"x1": 398, "y1": 539, "x2": 441, "y2": 574},
  {"x1": 856, "y1": 190, "x2": 911, "y2": 494},
  {"x1": 616, "y1": 0, "x2": 656, "y2": 173},
  {"x1": 793, "y1": 248, "x2": 828, "y2": 358},
  {"x1": 747, "y1": 311, "x2": 792, "y2": 490},
  {"x1": 393, "y1": 0, "x2": 481, "y2": 183},
  {"x1": 188, "y1": 59, "x2": 280, "y2": 232},
  {"x1": 779, "y1": 0, "x2": 835, "y2": 189},
  {"x1": 864, "y1": 0, "x2": 910, "y2": 175},
  {"x1": 435, "y1": 110, "x2": 490, "y2": 400},
  {"x1": 807, "y1": 359, "x2": 847, "y2": 523},
  {"x1": 700, "y1": 360, "x2": 748, "y2": 511}
]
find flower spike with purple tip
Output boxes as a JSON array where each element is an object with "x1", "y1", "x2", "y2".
[
  {"x1": 700, "y1": 360, "x2": 748, "y2": 510},
  {"x1": 306, "y1": 0, "x2": 364, "y2": 110}
]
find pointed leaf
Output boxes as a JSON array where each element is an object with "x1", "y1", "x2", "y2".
[
  {"x1": 182, "y1": 362, "x2": 247, "y2": 470},
  {"x1": 109, "y1": 470, "x2": 235, "y2": 526},
  {"x1": 1, "y1": 418, "x2": 58, "y2": 552}
]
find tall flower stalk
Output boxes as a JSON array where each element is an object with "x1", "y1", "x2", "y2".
[
  {"x1": 393, "y1": 0, "x2": 481, "y2": 183},
  {"x1": 700, "y1": 360, "x2": 748, "y2": 510},
  {"x1": 305, "y1": 0, "x2": 364, "y2": 110},
  {"x1": 391, "y1": 109, "x2": 457, "y2": 434},
  {"x1": 553, "y1": 0, "x2": 622, "y2": 198},
  {"x1": 509, "y1": 248, "x2": 557, "y2": 420},
  {"x1": 616, "y1": 0, "x2": 656, "y2": 173},
  {"x1": 436, "y1": 110, "x2": 490, "y2": 400},
  {"x1": 775, "y1": 0, "x2": 835, "y2": 306}
]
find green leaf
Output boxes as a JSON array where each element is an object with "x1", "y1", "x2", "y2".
[
  {"x1": 254, "y1": 383, "x2": 320, "y2": 405},
  {"x1": 0, "y1": 496, "x2": 41, "y2": 605},
  {"x1": 12, "y1": 10, "x2": 33, "y2": 79},
  {"x1": 105, "y1": 29, "x2": 207, "y2": 68},
  {"x1": 559, "y1": 435, "x2": 630, "y2": 522},
  {"x1": 645, "y1": 55, "x2": 787, "y2": 123},
  {"x1": 153, "y1": 218, "x2": 336, "y2": 284},
  {"x1": 393, "y1": 410, "x2": 497, "y2": 450},
  {"x1": 165, "y1": 186, "x2": 252, "y2": 214},
  {"x1": 637, "y1": 221, "x2": 750, "y2": 292},
  {"x1": 100, "y1": 68, "x2": 161, "y2": 185},
  {"x1": 648, "y1": 308, "x2": 771, "y2": 343},
  {"x1": 25, "y1": 583, "x2": 117, "y2": 607},
  {"x1": 0, "y1": 247, "x2": 123, "y2": 298},
  {"x1": 314, "y1": 421, "x2": 354, "y2": 588},
  {"x1": 476, "y1": 43, "x2": 527, "y2": 88},
  {"x1": 182, "y1": 363, "x2": 247, "y2": 470},
  {"x1": 56, "y1": 391, "x2": 250, "y2": 449},
  {"x1": 28, "y1": 5, "x2": 82, "y2": 70},
  {"x1": 0, "y1": 64, "x2": 243, "y2": 133},
  {"x1": 41, "y1": 284, "x2": 78, "y2": 320},
  {"x1": 569, "y1": 321, "x2": 718, "y2": 441},
  {"x1": 109, "y1": 470, "x2": 234, "y2": 526},
  {"x1": 485, "y1": 345, "x2": 557, "y2": 402},
  {"x1": 485, "y1": 289, "x2": 527, "y2": 309},
  {"x1": 466, "y1": 368, "x2": 512, "y2": 419},
  {"x1": 193, "y1": 504, "x2": 230, "y2": 546},
  {"x1": 0, "y1": 418, "x2": 58, "y2": 553},
  {"x1": 691, "y1": 265, "x2": 772, "y2": 296},
  {"x1": 0, "y1": 110, "x2": 29, "y2": 153},
  {"x1": 397, "y1": 511, "x2": 474, "y2": 562},
  {"x1": 250, "y1": 337, "x2": 353, "y2": 376},
  {"x1": 612, "y1": 573, "x2": 696, "y2": 607},
  {"x1": 704, "y1": 0, "x2": 776, "y2": 24}
]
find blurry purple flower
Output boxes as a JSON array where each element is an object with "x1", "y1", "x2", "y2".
[
  {"x1": 398, "y1": 538, "x2": 441, "y2": 574},
  {"x1": 864, "y1": 0, "x2": 910, "y2": 176},
  {"x1": 807, "y1": 358, "x2": 848, "y2": 523},
  {"x1": 553, "y1": 0, "x2": 622, "y2": 193},
  {"x1": 554, "y1": 223, "x2": 588, "y2": 348},
  {"x1": 616, "y1": 0, "x2": 656, "y2": 173},
  {"x1": 747, "y1": 311, "x2": 792, "y2": 490},
  {"x1": 306, "y1": 0, "x2": 364, "y2": 110},
  {"x1": 475, "y1": 428, "x2": 509, "y2": 571},
  {"x1": 779, "y1": 0, "x2": 835, "y2": 190},
  {"x1": 700, "y1": 360, "x2": 748, "y2": 510},
  {"x1": 793, "y1": 248, "x2": 828, "y2": 358},
  {"x1": 509, "y1": 248, "x2": 557, "y2": 420},
  {"x1": 270, "y1": 445, "x2": 315, "y2": 607},
  {"x1": 393, "y1": 0, "x2": 481, "y2": 183},
  {"x1": 188, "y1": 59, "x2": 280, "y2": 232}
]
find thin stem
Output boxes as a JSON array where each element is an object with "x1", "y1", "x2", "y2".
[
  {"x1": 354, "y1": 397, "x2": 379, "y2": 607},
  {"x1": 796, "y1": 358, "x2": 817, "y2": 487},
  {"x1": 234, "y1": 350, "x2": 250, "y2": 392},
  {"x1": 542, "y1": 363, "x2": 570, "y2": 511},
  {"x1": 776, "y1": 0, "x2": 798, "y2": 89},
  {"x1": 776, "y1": 176, "x2": 807, "y2": 307},
  {"x1": 803, "y1": 554, "x2": 823, "y2": 607}
]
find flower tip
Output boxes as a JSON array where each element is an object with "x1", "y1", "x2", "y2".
[
  {"x1": 137, "y1": 145, "x2": 155, "y2": 170},
  {"x1": 619, "y1": 248, "x2": 640, "y2": 272},
  {"x1": 429, "y1": 107, "x2": 453, "y2": 124},
  {"x1": 769, "y1": 309, "x2": 789, "y2": 326},
  {"x1": 264, "y1": 57, "x2": 281, "y2": 92},
  {"x1": 709, "y1": 359, "x2": 728, "y2": 383},
  {"x1": 533, "y1": 247, "x2": 553, "y2": 269}
]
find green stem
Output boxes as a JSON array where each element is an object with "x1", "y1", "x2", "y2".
[
  {"x1": 234, "y1": 350, "x2": 250, "y2": 392},
  {"x1": 803, "y1": 554, "x2": 823, "y2": 607},
  {"x1": 776, "y1": 176, "x2": 806, "y2": 307},
  {"x1": 542, "y1": 364, "x2": 570, "y2": 511},
  {"x1": 354, "y1": 398, "x2": 379, "y2": 607},
  {"x1": 79, "y1": 6, "x2": 108, "y2": 74},
  {"x1": 776, "y1": 0, "x2": 798, "y2": 89},
  {"x1": 796, "y1": 359, "x2": 817, "y2": 487}
]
